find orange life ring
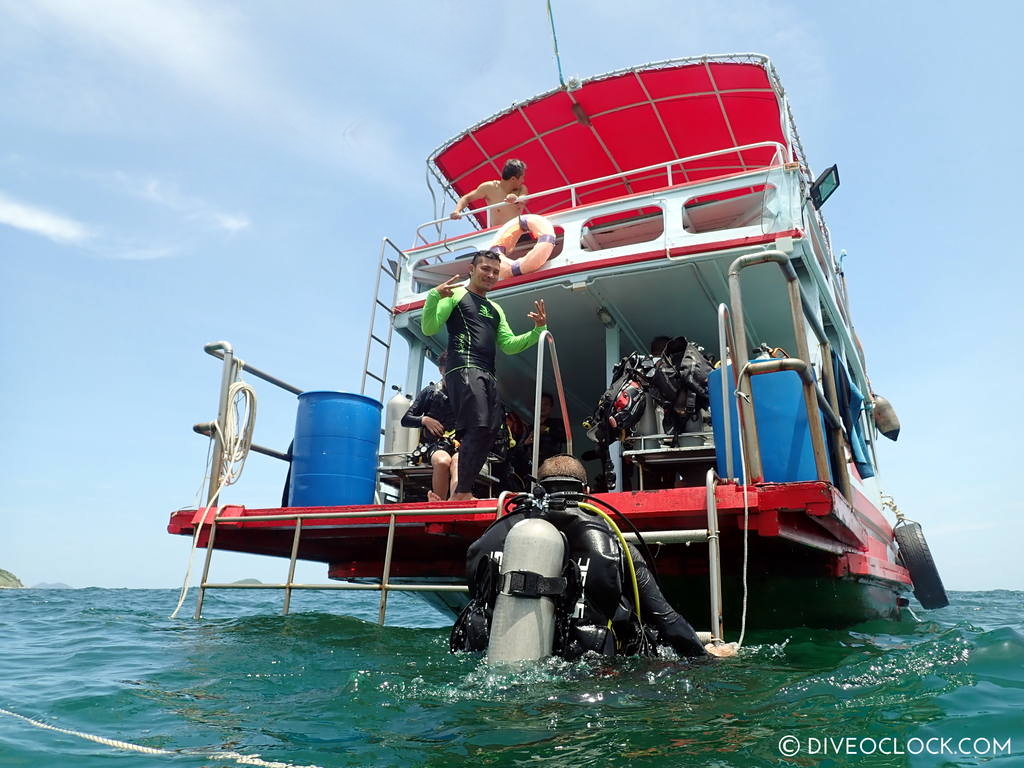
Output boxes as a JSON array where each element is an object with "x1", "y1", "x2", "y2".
[{"x1": 488, "y1": 214, "x2": 556, "y2": 280}]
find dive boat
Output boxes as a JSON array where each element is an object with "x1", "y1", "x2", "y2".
[{"x1": 168, "y1": 54, "x2": 946, "y2": 631}]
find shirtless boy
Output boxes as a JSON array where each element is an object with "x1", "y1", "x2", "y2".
[{"x1": 450, "y1": 158, "x2": 528, "y2": 227}]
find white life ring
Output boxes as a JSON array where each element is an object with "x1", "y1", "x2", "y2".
[{"x1": 488, "y1": 214, "x2": 556, "y2": 280}]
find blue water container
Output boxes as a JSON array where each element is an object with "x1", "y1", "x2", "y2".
[
  {"x1": 708, "y1": 365, "x2": 830, "y2": 483},
  {"x1": 288, "y1": 391, "x2": 382, "y2": 507}
]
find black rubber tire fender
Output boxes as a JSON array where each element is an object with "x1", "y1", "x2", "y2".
[{"x1": 894, "y1": 521, "x2": 949, "y2": 609}]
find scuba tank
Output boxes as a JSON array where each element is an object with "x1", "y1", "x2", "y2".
[
  {"x1": 382, "y1": 387, "x2": 417, "y2": 465},
  {"x1": 486, "y1": 517, "x2": 566, "y2": 663}
]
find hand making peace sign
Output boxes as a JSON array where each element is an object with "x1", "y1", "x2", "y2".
[
  {"x1": 528, "y1": 299, "x2": 547, "y2": 328},
  {"x1": 435, "y1": 274, "x2": 465, "y2": 298}
]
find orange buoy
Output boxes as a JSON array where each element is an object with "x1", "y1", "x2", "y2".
[{"x1": 488, "y1": 214, "x2": 556, "y2": 280}]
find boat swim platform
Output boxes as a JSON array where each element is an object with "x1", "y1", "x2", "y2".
[{"x1": 167, "y1": 481, "x2": 910, "y2": 586}]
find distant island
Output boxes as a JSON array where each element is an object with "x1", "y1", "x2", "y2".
[
  {"x1": 32, "y1": 582, "x2": 73, "y2": 589},
  {"x1": 0, "y1": 569, "x2": 24, "y2": 589},
  {"x1": 233, "y1": 578, "x2": 263, "y2": 585}
]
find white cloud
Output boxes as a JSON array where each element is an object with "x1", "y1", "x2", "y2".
[
  {"x1": 0, "y1": 190, "x2": 93, "y2": 244},
  {"x1": 212, "y1": 214, "x2": 249, "y2": 234},
  {"x1": 12, "y1": 0, "x2": 412, "y2": 194},
  {"x1": 26, "y1": 0, "x2": 255, "y2": 107},
  {"x1": 104, "y1": 244, "x2": 178, "y2": 261},
  {"x1": 116, "y1": 173, "x2": 250, "y2": 235}
]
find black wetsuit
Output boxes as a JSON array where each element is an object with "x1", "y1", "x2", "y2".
[
  {"x1": 450, "y1": 504, "x2": 707, "y2": 659},
  {"x1": 421, "y1": 286, "x2": 543, "y2": 494},
  {"x1": 401, "y1": 382, "x2": 455, "y2": 461}
]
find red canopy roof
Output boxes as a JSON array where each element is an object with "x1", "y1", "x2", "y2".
[{"x1": 430, "y1": 55, "x2": 803, "y2": 224}]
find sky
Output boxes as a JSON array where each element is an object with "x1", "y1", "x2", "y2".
[{"x1": 2, "y1": 0, "x2": 1022, "y2": 594}]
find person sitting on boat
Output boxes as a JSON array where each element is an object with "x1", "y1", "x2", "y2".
[
  {"x1": 523, "y1": 392, "x2": 567, "y2": 468},
  {"x1": 421, "y1": 252, "x2": 547, "y2": 502},
  {"x1": 402, "y1": 352, "x2": 457, "y2": 502},
  {"x1": 450, "y1": 454, "x2": 737, "y2": 659},
  {"x1": 449, "y1": 158, "x2": 528, "y2": 227}
]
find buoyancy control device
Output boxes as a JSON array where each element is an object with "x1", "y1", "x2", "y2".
[
  {"x1": 451, "y1": 478, "x2": 671, "y2": 662},
  {"x1": 584, "y1": 337, "x2": 714, "y2": 445},
  {"x1": 582, "y1": 337, "x2": 715, "y2": 488}
]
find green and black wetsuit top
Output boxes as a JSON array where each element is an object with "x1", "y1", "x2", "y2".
[{"x1": 421, "y1": 286, "x2": 545, "y2": 374}]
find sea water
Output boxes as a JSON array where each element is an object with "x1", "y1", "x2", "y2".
[{"x1": 1, "y1": 588, "x2": 1021, "y2": 767}]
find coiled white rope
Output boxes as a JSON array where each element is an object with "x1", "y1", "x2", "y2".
[
  {"x1": 218, "y1": 377, "x2": 258, "y2": 487},
  {"x1": 0, "y1": 706, "x2": 323, "y2": 768},
  {"x1": 170, "y1": 369, "x2": 256, "y2": 619}
]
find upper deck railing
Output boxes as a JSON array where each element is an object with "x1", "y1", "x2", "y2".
[
  {"x1": 413, "y1": 141, "x2": 790, "y2": 249},
  {"x1": 395, "y1": 142, "x2": 824, "y2": 311}
]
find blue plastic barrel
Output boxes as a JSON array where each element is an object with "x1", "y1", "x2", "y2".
[
  {"x1": 288, "y1": 391, "x2": 382, "y2": 507},
  {"x1": 708, "y1": 366, "x2": 830, "y2": 483}
]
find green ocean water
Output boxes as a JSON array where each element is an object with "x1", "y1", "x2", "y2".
[{"x1": 1, "y1": 588, "x2": 1021, "y2": 767}]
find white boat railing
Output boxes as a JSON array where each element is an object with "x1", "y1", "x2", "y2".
[{"x1": 413, "y1": 141, "x2": 789, "y2": 248}]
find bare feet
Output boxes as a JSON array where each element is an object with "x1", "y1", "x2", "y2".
[
  {"x1": 427, "y1": 490, "x2": 444, "y2": 502},
  {"x1": 449, "y1": 492, "x2": 478, "y2": 502}
]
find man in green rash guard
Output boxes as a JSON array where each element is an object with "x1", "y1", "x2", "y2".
[{"x1": 421, "y1": 250, "x2": 547, "y2": 501}]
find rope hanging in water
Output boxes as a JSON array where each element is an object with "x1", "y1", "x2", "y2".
[
  {"x1": 169, "y1": 363, "x2": 256, "y2": 619},
  {"x1": 0, "y1": 706, "x2": 324, "y2": 768}
]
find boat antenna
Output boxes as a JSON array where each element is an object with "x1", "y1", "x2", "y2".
[{"x1": 545, "y1": 0, "x2": 567, "y2": 89}]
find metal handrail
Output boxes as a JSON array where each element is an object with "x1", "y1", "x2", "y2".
[
  {"x1": 204, "y1": 342, "x2": 303, "y2": 395},
  {"x1": 727, "y1": 250, "x2": 830, "y2": 485},
  {"x1": 721, "y1": 254, "x2": 855, "y2": 502},
  {"x1": 201, "y1": 341, "x2": 303, "y2": 505},
  {"x1": 718, "y1": 303, "x2": 848, "y2": 487},
  {"x1": 623, "y1": 529, "x2": 709, "y2": 544},
  {"x1": 716, "y1": 304, "x2": 740, "y2": 481},
  {"x1": 706, "y1": 469, "x2": 724, "y2": 642},
  {"x1": 531, "y1": 330, "x2": 573, "y2": 474},
  {"x1": 193, "y1": 422, "x2": 289, "y2": 462},
  {"x1": 414, "y1": 141, "x2": 787, "y2": 246},
  {"x1": 193, "y1": 499, "x2": 509, "y2": 620}
]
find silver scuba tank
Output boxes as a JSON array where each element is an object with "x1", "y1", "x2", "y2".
[
  {"x1": 486, "y1": 518, "x2": 565, "y2": 664},
  {"x1": 382, "y1": 388, "x2": 418, "y2": 466}
]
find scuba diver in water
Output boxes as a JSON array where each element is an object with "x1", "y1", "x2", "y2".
[{"x1": 450, "y1": 454, "x2": 737, "y2": 660}]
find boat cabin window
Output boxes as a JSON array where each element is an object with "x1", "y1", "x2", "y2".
[
  {"x1": 682, "y1": 184, "x2": 773, "y2": 234},
  {"x1": 580, "y1": 206, "x2": 664, "y2": 251}
]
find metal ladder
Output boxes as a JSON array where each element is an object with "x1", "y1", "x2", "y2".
[{"x1": 360, "y1": 238, "x2": 406, "y2": 401}]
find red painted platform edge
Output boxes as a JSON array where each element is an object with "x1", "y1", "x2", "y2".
[{"x1": 168, "y1": 481, "x2": 868, "y2": 543}]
